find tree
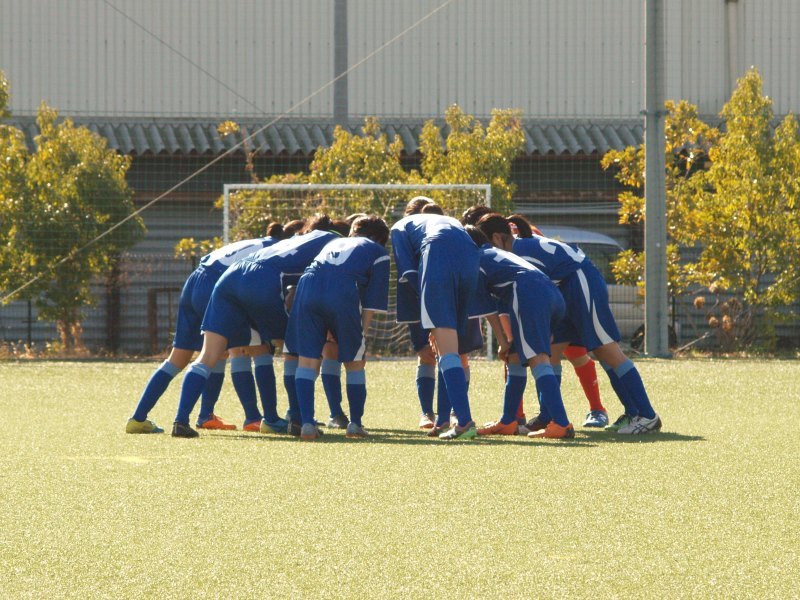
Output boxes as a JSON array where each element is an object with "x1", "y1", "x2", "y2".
[
  {"x1": 602, "y1": 68, "x2": 800, "y2": 348},
  {"x1": 0, "y1": 74, "x2": 145, "y2": 350},
  {"x1": 418, "y1": 105, "x2": 525, "y2": 215}
]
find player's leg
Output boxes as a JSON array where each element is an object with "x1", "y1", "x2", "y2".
[
  {"x1": 321, "y1": 337, "x2": 348, "y2": 428},
  {"x1": 431, "y1": 328, "x2": 476, "y2": 439},
  {"x1": 477, "y1": 351, "x2": 525, "y2": 436},
  {"x1": 527, "y1": 352, "x2": 574, "y2": 439},
  {"x1": 172, "y1": 331, "x2": 229, "y2": 438},
  {"x1": 295, "y1": 355, "x2": 323, "y2": 440},
  {"x1": 128, "y1": 346, "x2": 194, "y2": 433},
  {"x1": 593, "y1": 342, "x2": 661, "y2": 434},
  {"x1": 196, "y1": 353, "x2": 236, "y2": 430},
  {"x1": 343, "y1": 359, "x2": 369, "y2": 438},
  {"x1": 563, "y1": 345, "x2": 608, "y2": 427},
  {"x1": 249, "y1": 342, "x2": 287, "y2": 432}
]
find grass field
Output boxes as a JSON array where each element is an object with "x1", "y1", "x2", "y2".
[{"x1": 1, "y1": 358, "x2": 799, "y2": 599}]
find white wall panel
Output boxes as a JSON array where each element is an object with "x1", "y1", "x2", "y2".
[{"x1": 0, "y1": 0, "x2": 795, "y2": 120}]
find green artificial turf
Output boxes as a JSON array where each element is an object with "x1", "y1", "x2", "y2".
[{"x1": 1, "y1": 359, "x2": 798, "y2": 599}]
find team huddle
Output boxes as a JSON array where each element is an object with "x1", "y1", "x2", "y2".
[{"x1": 126, "y1": 196, "x2": 662, "y2": 441}]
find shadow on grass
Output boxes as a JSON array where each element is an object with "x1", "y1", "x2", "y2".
[{"x1": 200, "y1": 427, "x2": 703, "y2": 446}]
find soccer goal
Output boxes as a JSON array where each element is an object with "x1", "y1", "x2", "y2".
[{"x1": 221, "y1": 182, "x2": 493, "y2": 358}]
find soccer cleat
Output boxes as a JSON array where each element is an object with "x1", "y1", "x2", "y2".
[
  {"x1": 259, "y1": 417, "x2": 289, "y2": 434},
  {"x1": 288, "y1": 420, "x2": 302, "y2": 437},
  {"x1": 171, "y1": 422, "x2": 199, "y2": 438},
  {"x1": 439, "y1": 421, "x2": 478, "y2": 440},
  {"x1": 125, "y1": 418, "x2": 164, "y2": 434},
  {"x1": 326, "y1": 413, "x2": 349, "y2": 429},
  {"x1": 477, "y1": 420, "x2": 518, "y2": 436},
  {"x1": 242, "y1": 419, "x2": 262, "y2": 432},
  {"x1": 517, "y1": 423, "x2": 532, "y2": 435},
  {"x1": 604, "y1": 413, "x2": 633, "y2": 432},
  {"x1": 345, "y1": 422, "x2": 370, "y2": 439},
  {"x1": 427, "y1": 424, "x2": 448, "y2": 438},
  {"x1": 583, "y1": 410, "x2": 609, "y2": 428},
  {"x1": 418, "y1": 412, "x2": 436, "y2": 429},
  {"x1": 617, "y1": 414, "x2": 662, "y2": 435},
  {"x1": 300, "y1": 423, "x2": 323, "y2": 440},
  {"x1": 525, "y1": 414, "x2": 549, "y2": 432},
  {"x1": 528, "y1": 422, "x2": 575, "y2": 439},
  {"x1": 196, "y1": 414, "x2": 237, "y2": 430}
]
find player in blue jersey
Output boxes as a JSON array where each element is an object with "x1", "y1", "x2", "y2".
[
  {"x1": 125, "y1": 222, "x2": 287, "y2": 434},
  {"x1": 391, "y1": 210, "x2": 480, "y2": 440},
  {"x1": 285, "y1": 216, "x2": 391, "y2": 440},
  {"x1": 395, "y1": 200, "x2": 485, "y2": 433},
  {"x1": 464, "y1": 226, "x2": 575, "y2": 439},
  {"x1": 477, "y1": 214, "x2": 662, "y2": 435},
  {"x1": 170, "y1": 221, "x2": 343, "y2": 438}
]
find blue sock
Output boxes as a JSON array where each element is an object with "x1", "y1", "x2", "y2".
[
  {"x1": 501, "y1": 363, "x2": 528, "y2": 424},
  {"x1": 533, "y1": 363, "x2": 569, "y2": 427},
  {"x1": 439, "y1": 353, "x2": 472, "y2": 426},
  {"x1": 295, "y1": 366, "x2": 318, "y2": 425},
  {"x1": 230, "y1": 356, "x2": 261, "y2": 423},
  {"x1": 175, "y1": 363, "x2": 210, "y2": 424},
  {"x1": 321, "y1": 359, "x2": 344, "y2": 418},
  {"x1": 283, "y1": 359, "x2": 299, "y2": 422},
  {"x1": 198, "y1": 359, "x2": 226, "y2": 421},
  {"x1": 346, "y1": 369, "x2": 367, "y2": 426},
  {"x1": 602, "y1": 361, "x2": 639, "y2": 417},
  {"x1": 416, "y1": 363, "x2": 436, "y2": 415},
  {"x1": 615, "y1": 359, "x2": 655, "y2": 419},
  {"x1": 435, "y1": 367, "x2": 452, "y2": 426},
  {"x1": 254, "y1": 354, "x2": 279, "y2": 422},
  {"x1": 133, "y1": 360, "x2": 180, "y2": 421}
]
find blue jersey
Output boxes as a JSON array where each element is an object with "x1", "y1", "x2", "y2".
[
  {"x1": 247, "y1": 230, "x2": 339, "y2": 288},
  {"x1": 199, "y1": 237, "x2": 279, "y2": 275},
  {"x1": 304, "y1": 236, "x2": 391, "y2": 312},
  {"x1": 471, "y1": 244, "x2": 552, "y2": 317},
  {"x1": 390, "y1": 214, "x2": 470, "y2": 291},
  {"x1": 512, "y1": 235, "x2": 587, "y2": 283}
]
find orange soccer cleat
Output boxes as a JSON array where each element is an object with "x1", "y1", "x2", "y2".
[
  {"x1": 196, "y1": 414, "x2": 237, "y2": 431},
  {"x1": 527, "y1": 422, "x2": 575, "y2": 439},
  {"x1": 477, "y1": 420, "x2": 518, "y2": 436}
]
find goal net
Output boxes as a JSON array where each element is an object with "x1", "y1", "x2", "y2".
[{"x1": 222, "y1": 183, "x2": 492, "y2": 357}]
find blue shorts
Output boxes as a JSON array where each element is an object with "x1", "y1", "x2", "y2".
[
  {"x1": 552, "y1": 263, "x2": 621, "y2": 351},
  {"x1": 173, "y1": 266, "x2": 220, "y2": 351},
  {"x1": 419, "y1": 235, "x2": 479, "y2": 334},
  {"x1": 202, "y1": 261, "x2": 288, "y2": 349},
  {"x1": 286, "y1": 272, "x2": 366, "y2": 362},
  {"x1": 506, "y1": 274, "x2": 565, "y2": 363}
]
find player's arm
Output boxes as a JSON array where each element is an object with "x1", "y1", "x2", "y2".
[
  {"x1": 485, "y1": 313, "x2": 512, "y2": 361},
  {"x1": 390, "y1": 228, "x2": 419, "y2": 294},
  {"x1": 362, "y1": 253, "x2": 390, "y2": 314}
]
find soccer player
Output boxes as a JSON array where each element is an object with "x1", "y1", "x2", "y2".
[
  {"x1": 170, "y1": 223, "x2": 341, "y2": 438},
  {"x1": 286, "y1": 216, "x2": 391, "y2": 440},
  {"x1": 464, "y1": 226, "x2": 575, "y2": 439},
  {"x1": 506, "y1": 213, "x2": 608, "y2": 429},
  {"x1": 477, "y1": 214, "x2": 662, "y2": 435},
  {"x1": 392, "y1": 210, "x2": 480, "y2": 440},
  {"x1": 125, "y1": 222, "x2": 287, "y2": 434}
]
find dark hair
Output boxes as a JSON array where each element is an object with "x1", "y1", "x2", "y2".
[
  {"x1": 330, "y1": 219, "x2": 352, "y2": 237},
  {"x1": 283, "y1": 219, "x2": 306, "y2": 237},
  {"x1": 345, "y1": 212, "x2": 368, "y2": 225},
  {"x1": 265, "y1": 221, "x2": 286, "y2": 239},
  {"x1": 404, "y1": 195, "x2": 434, "y2": 216},
  {"x1": 351, "y1": 215, "x2": 390, "y2": 247},
  {"x1": 475, "y1": 213, "x2": 512, "y2": 240},
  {"x1": 420, "y1": 203, "x2": 444, "y2": 215},
  {"x1": 303, "y1": 214, "x2": 334, "y2": 233},
  {"x1": 464, "y1": 225, "x2": 489, "y2": 248},
  {"x1": 461, "y1": 204, "x2": 493, "y2": 226},
  {"x1": 506, "y1": 214, "x2": 533, "y2": 238}
]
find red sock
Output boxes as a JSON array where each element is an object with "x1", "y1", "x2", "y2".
[{"x1": 573, "y1": 359, "x2": 605, "y2": 412}]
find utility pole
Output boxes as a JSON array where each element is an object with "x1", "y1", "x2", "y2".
[{"x1": 644, "y1": 0, "x2": 670, "y2": 356}]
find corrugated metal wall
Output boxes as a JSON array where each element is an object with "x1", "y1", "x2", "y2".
[{"x1": 1, "y1": 0, "x2": 797, "y2": 120}]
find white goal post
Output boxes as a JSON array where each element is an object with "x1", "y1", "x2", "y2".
[{"x1": 221, "y1": 182, "x2": 495, "y2": 359}]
